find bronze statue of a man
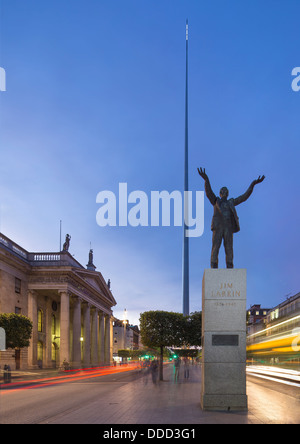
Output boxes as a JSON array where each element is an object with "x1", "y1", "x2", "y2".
[{"x1": 197, "y1": 167, "x2": 265, "y2": 269}]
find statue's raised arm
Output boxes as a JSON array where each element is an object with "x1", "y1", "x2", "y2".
[
  {"x1": 234, "y1": 175, "x2": 265, "y2": 206},
  {"x1": 197, "y1": 167, "x2": 217, "y2": 205}
]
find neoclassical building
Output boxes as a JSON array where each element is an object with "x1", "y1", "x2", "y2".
[{"x1": 0, "y1": 233, "x2": 116, "y2": 370}]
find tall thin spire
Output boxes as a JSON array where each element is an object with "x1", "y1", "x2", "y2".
[{"x1": 183, "y1": 19, "x2": 189, "y2": 316}]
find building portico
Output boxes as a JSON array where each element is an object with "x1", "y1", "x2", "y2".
[{"x1": 0, "y1": 233, "x2": 116, "y2": 370}]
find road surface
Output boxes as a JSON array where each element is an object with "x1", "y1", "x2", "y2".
[{"x1": 0, "y1": 364, "x2": 299, "y2": 424}]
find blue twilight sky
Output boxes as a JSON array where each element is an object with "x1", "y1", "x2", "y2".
[{"x1": 0, "y1": 0, "x2": 299, "y2": 326}]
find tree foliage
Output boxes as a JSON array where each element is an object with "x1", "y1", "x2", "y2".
[
  {"x1": 183, "y1": 311, "x2": 202, "y2": 347},
  {"x1": 117, "y1": 349, "x2": 130, "y2": 358},
  {"x1": 140, "y1": 311, "x2": 185, "y2": 349},
  {"x1": 0, "y1": 313, "x2": 33, "y2": 349}
]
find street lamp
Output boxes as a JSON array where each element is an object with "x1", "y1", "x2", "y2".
[{"x1": 80, "y1": 336, "x2": 84, "y2": 362}]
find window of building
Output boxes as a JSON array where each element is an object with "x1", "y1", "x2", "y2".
[
  {"x1": 15, "y1": 277, "x2": 21, "y2": 294},
  {"x1": 38, "y1": 309, "x2": 43, "y2": 332},
  {"x1": 51, "y1": 314, "x2": 56, "y2": 336},
  {"x1": 15, "y1": 307, "x2": 21, "y2": 314},
  {"x1": 271, "y1": 309, "x2": 279, "y2": 321}
]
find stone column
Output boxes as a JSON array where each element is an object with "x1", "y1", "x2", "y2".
[
  {"x1": 91, "y1": 308, "x2": 99, "y2": 366},
  {"x1": 99, "y1": 311, "x2": 105, "y2": 365},
  {"x1": 104, "y1": 314, "x2": 112, "y2": 365},
  {"x1": 27, "y1": 290, "x2": 38, "y2": 369},
  {"x1": 45, "y1": 297, "x2": 53, "y2": 368},
  {"x1": 82, "y1": 302, "x2": 91, "y2": 367},
  {"x1": 110, "y1": 316, "x2": 113, "y2": 364},
  {"x1": 59, "y1": 291, "x2": 70, "y2": 366},
  {"x1": 72, "y1": 296, "x2": 82, "y2": 369}
]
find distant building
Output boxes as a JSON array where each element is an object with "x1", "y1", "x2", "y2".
[
  {"x1": 0, "y1": 233, "x2": 116, "y2": 370},
  {"x1": 247, "y1": 304, "x2": 270, "y2": 325},
  {"x1": 113, "y1": 319, "x2": 140, "y2": 357},
  {"x1": 246, "y1": 304, "x2": 271, "y2": 337}
]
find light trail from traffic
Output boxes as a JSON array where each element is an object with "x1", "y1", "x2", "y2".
[
  {"x1": 246, "y1": 366, "x2": 300, "y2": 387},
  {"x1": 0, "y1": 363, "x2": 140, "y2": 394}
]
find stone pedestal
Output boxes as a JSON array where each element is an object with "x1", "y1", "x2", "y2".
[{"x1": 201, "y1": 269, "x2": 248, "y2": 411}]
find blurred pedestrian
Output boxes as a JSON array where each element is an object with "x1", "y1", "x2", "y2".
[
  {"x1": 142, "y1": 360, "x2": 150, "y2": 385},
  {"x1": 150, "y1": 359, "x2": 158, "y2": 384},
  {"x1": 174, "y1": 358, "x2": 180, "y2": 382},
  {"x1": 183, "y1": 357, "x2": 190, "y2": 379}
]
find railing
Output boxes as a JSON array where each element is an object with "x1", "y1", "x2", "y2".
[
  {"x1": 0, "y1": 233, "x2": 83, "y2": 269},
  {"x1": 32, "y1": 254, "x2": 61, "y2": 262},
  {"x1": 28, "y1": 252, "x2": 83, "y2": 268}
]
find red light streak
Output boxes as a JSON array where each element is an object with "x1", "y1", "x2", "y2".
[{"x1": 0, "y1": 364, "x2": 140, "y2": 394}]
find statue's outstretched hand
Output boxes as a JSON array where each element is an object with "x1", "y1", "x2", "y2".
[
  {"x1": 253, "y1": 175, "x2": 265, "y2": 185},
  {"x1": 197, "y1": 167, "x2": 208, "y2": 181}
]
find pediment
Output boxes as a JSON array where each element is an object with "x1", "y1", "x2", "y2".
[{"x1": 74, "y1": 268, "x2": 116, "y2": 306}]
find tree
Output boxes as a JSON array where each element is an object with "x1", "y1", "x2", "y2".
[
  {"x1": 139, "y1": 311, "x2": 185, "y2": 381},
  {"x1": 117, "y1": 349, "x2": 130, "y2": 360},
  {"x1": 183, "y1": 311, "x2": 202, "y2": 347},
  {"x1": 0, "y1": 313, "x2": 33, "y2": 367},
  {"x1": 0, "y1": 313, "x2": 33, "y2": 349}
]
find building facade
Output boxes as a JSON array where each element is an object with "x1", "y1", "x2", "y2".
[
  {"x1": 246, "y1": 304, "x2": 271, "y2": 337},
  {"x1": 113, "y1": 320, "x2": 140, "y2": 357},
  {"x1": 0, "y1": 233, "x2": 116, "y2": 370},
  {"x1": 247, "y1": 304, "x2": 270, "y2": 325},
  {"x1": 266, "y1": 293, "x2": 300, "y2": 325}
]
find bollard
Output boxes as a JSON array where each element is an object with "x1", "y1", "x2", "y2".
[{"x1": 3, "y1": 364, "x2": 11, "y2": 383}]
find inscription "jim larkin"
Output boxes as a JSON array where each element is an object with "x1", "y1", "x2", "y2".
[{"x1": 211, "y1": 282, "x2": 241, "y2": 298}]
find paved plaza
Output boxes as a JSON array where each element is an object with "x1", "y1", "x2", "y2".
[{"x1": 1, "y1": 363, "x2": 299, "y2": 424}]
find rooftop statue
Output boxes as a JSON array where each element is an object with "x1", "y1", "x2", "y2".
[{"x1": 62, "y1": 234, "x2": 71, "y2": 252}]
